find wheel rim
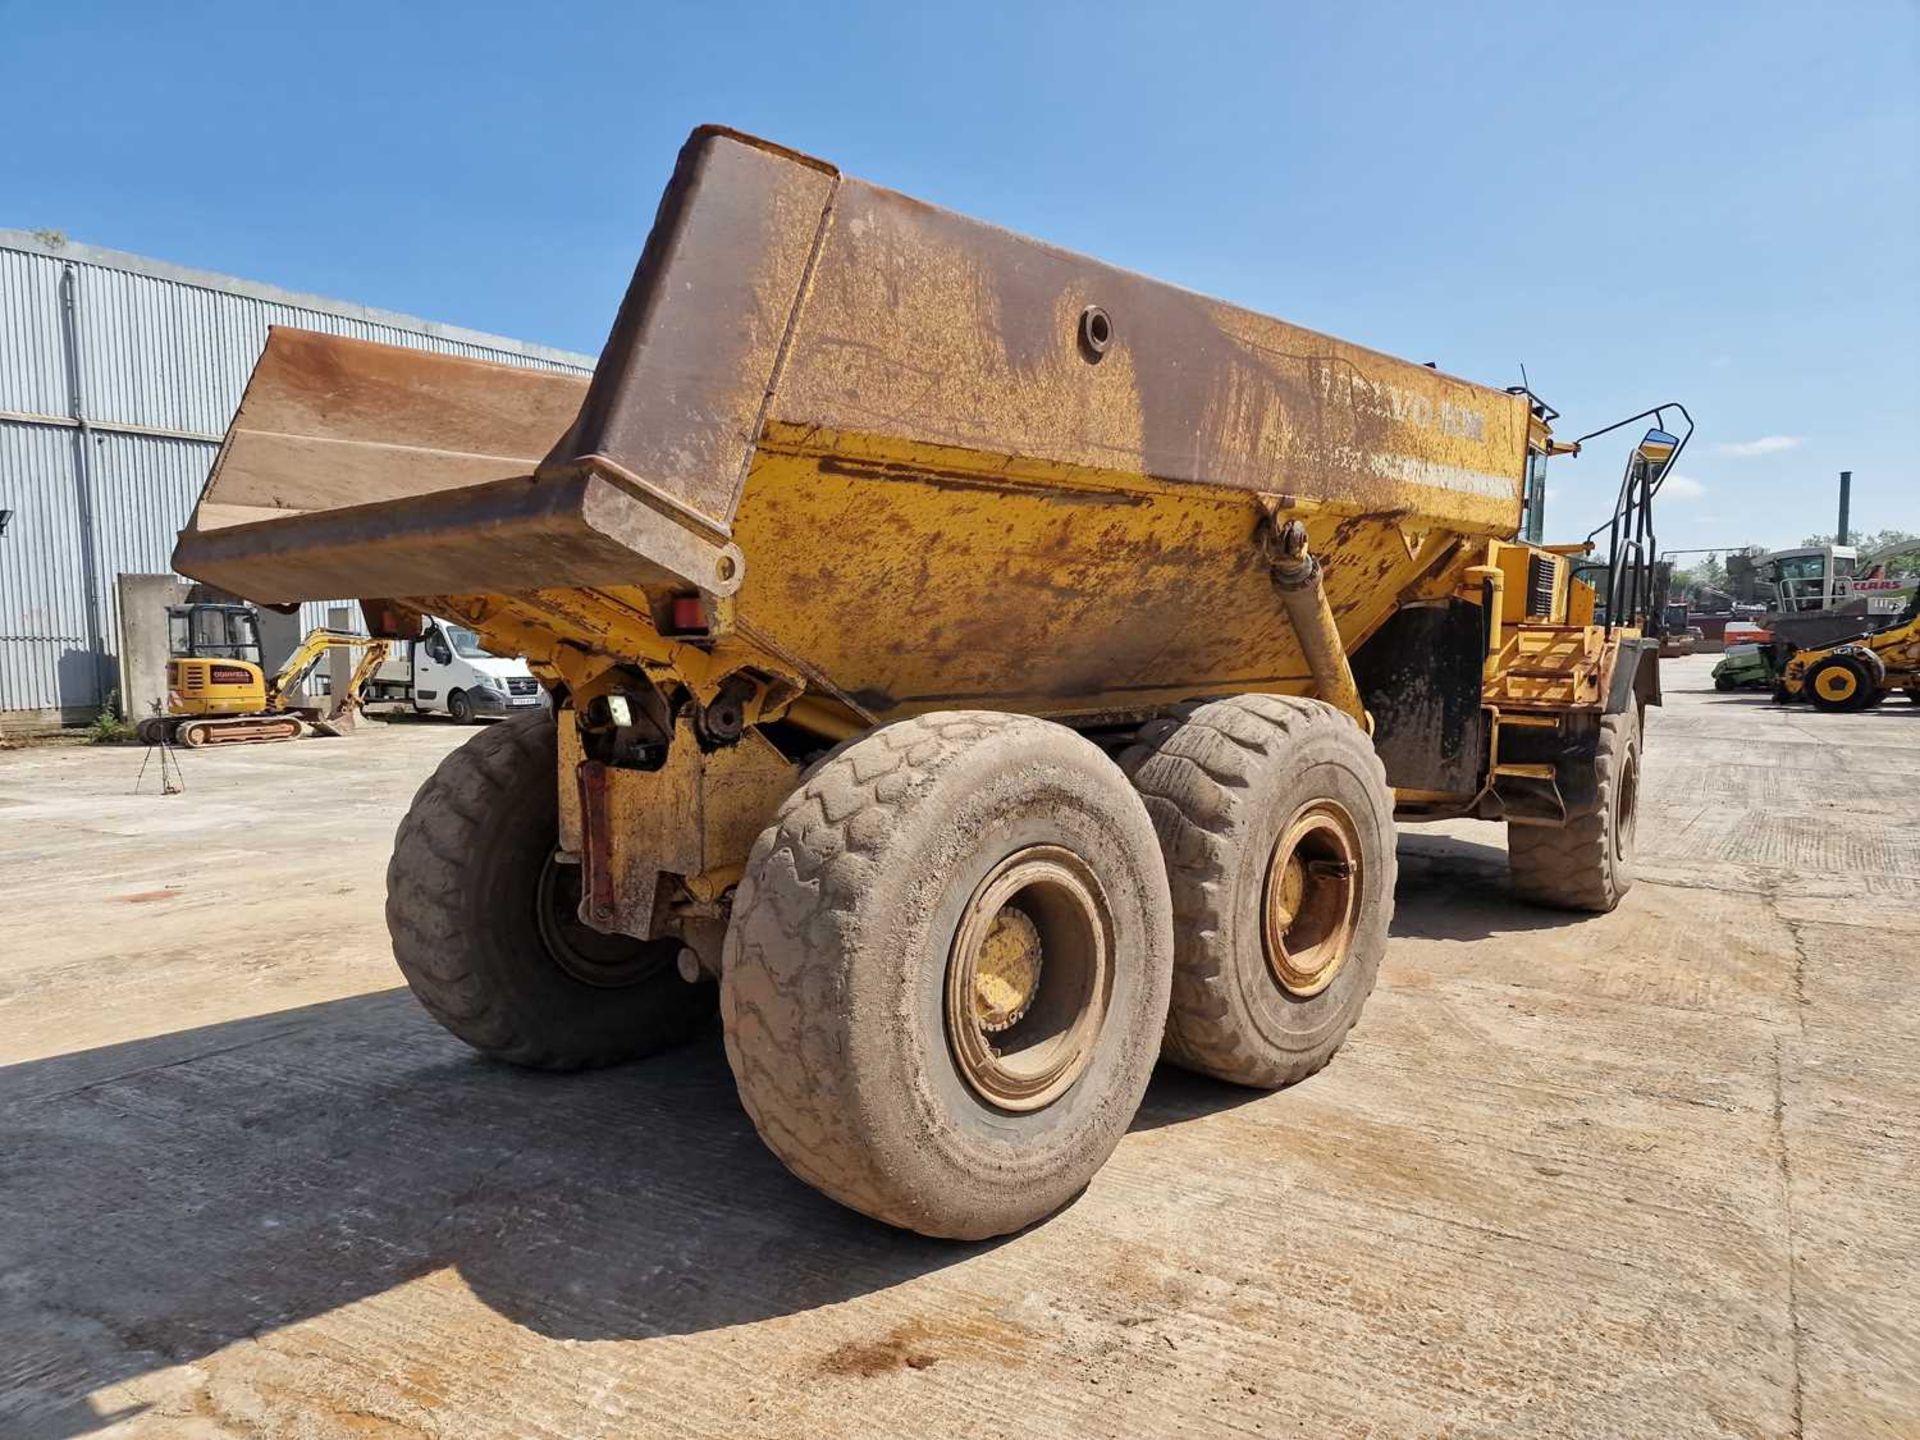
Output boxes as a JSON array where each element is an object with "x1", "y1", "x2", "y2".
[
  {"x1": 535, "y1": 850, "x2": 672, "y2": 988},
  {"x1": 1814, "y1": 666, "x2": 1857, "y2": 703},
  {"x1": 1615, "y1": 743, "x2": 1640, "y2": 862},
  {"x1": 946, "y1": 845, "x2": 1112, "y2": 1113},
  {"x1": 1261, "y1": 801, "x2": 1362, "y2": 998}
]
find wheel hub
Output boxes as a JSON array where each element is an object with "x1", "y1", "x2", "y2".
[
  {"x1": 535, "y1": 850, "x2": 674, "y2": 989},
  {"x1": 946, "y1": 846, "x2": 1112, "y2": 1113},
  {"x1": 1815, "y1": 667, "x2": 1856, "y2": 702},
  {"x1": 1262, "y1": 801, "x2": 1362, "y2": 998},
  {"x1": 972, "y1": 906, "x2": 1044, "y2": 1032}
]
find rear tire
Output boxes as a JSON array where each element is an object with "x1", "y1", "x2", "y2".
[
  {"x1": 1508, "y1": 707, "x2": 1639, "y2": 912},
  {"x1": 1122, "y1": 695, "x2": 1396, "y2": 1089},
  {"x1": 722, "y1": 712, "x2": 1174, "y2": 1240},
  {"x1": 386, "y1": 710, "x2": 713, "y2": 1069}
]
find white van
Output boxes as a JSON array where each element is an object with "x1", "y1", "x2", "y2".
[{"x1": 362, "y1": 617, "x2": 544, "y2": 723}]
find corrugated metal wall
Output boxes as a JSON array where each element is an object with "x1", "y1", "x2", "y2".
[{"x1": 0, "y1": 233, "x2": 593, "y2": 726}]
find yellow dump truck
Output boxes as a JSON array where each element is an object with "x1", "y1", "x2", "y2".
[{"x1": 174, "y1": 127, "x2": 1687, "y2": 1239}]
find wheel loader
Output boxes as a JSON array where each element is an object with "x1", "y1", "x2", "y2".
[
  {"x1": 173, "y1": 126, "x2": 1682, "y2": 1240},
  {"x1": 1775, "y1": 594, "x2": 1920, "y2": 711}
]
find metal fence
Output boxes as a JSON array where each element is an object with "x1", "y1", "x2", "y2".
[{"x1": 0, "y1": 230, "x2": 592, "y2": 728}]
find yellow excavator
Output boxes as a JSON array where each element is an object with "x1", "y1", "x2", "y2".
[{"x1": 136, "y1": 601, "x2": 390, "y2": 746}]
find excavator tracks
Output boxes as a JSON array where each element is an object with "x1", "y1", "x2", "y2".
[{"x1": 170, "y1": 715, "x2": 308, "y2": 747}]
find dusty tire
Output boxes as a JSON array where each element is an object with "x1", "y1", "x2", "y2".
[
  {"x1": 447, "y1": 688, "x2": 475, "y2": 724},
  {"x1": 1714, "y1": 675, "x2": 1737, "y2": 692},
  {"x1": 386, "y1": 709, "x2": 713, "y2": 1070},
  {"x1": 1508, "y1": 707, "x2": 1640, "y2": 913},
  {"x1": 1122, "y1": 695, "x2": 1396, "y2": 1090},
  {"x1": 721, "y1": 712, "x2": 1174, "y2": 1240}
]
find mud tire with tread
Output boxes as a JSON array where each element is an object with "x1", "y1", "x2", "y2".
[
  {"x1": 386, "y1": 709, "x2": 712, "y2": 1069},
  {"x1": 721, "y1": 711, "x2": 1174, "y2": 1241},
  {"x1": 1121, "y1": 694, "x2": 1397, "y2": 1090},
  {"x1": 1507, "y1": 707, "x2": 1640, "y2": 913}
]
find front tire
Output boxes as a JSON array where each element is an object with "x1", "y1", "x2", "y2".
[
  {"x1": 1805, "y1": 656, "x2": 1876, "y2": 712},
  {"x1": 447, "y1": 688, "x2": 475, "y2": 724},
  {"x1": 1508, "y1": 707, "x2": 1640, "y2": 912},
  {"x1": 722, "y1": 712, "x2": 1174, "y2": 1240},
  {"x1": 1123, "y1": 695, "x2": 1396, "y2": 1090},
  {"x1": 386, "y1": 710, "x2": 713, "y2": 1069}
]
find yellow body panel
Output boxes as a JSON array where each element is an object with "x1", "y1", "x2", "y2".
[{"x1": 167, "y1": 658, "x2": 269, "y2": 716}]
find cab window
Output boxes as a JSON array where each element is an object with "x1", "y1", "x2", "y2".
[
  {"x1": 447, "y1": 626, "x2": 494, "y2": 659},
  {"x1": 1521, "y1": 450, "x2": 1548, "y2": 544}
]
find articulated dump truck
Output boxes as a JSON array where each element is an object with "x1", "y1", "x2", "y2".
[{"x1": 175, "y1": 127, "x2": 1684, "y2": 1240}]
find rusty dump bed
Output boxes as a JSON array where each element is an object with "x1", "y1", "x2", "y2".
[{"x1": 175, "y1": 126, "x2": 1530, "y2": 723}]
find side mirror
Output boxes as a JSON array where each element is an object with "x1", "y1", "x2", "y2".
[{"x1": 1635, "y1": 427, "x2": 1679, "y2": 480}]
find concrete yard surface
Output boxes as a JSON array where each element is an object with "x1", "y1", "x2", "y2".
[{"x1": 2, "y1": 661, "x2": 1916, "y2": 1439}]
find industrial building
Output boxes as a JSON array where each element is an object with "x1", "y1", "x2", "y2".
[{"x1": 0, "y1": 228, "x2": 593, "y2": 731}]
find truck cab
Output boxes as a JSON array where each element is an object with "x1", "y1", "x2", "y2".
[{"x1": 363, "y1": 616, "x2": 543, "y2": 723}]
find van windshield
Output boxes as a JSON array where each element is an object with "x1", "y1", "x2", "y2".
[{"x1": 447, "y1": 626, "x2": 494, "y2": 659}]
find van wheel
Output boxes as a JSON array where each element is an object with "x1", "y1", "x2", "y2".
[
  {"x1": 1122, "y1": 695, "x2": 1396, "y2": 1089},
  {"x1": 447, "y1": 689, "x2": 475, "y2": 724},
  {"x1": 386, "y1": 710, "x2": 713, "y2": 1069},
  {"x1": 722, "y1": 713, "x2": 1174, "y2": 1240}
]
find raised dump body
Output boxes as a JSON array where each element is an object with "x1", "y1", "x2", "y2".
[
  {"x1": 178, "y1": 128, "x2": 1537, "y2": 725},
  {"x1": 175, "y1": 126, "x2": 1678, "y2": 1242}
]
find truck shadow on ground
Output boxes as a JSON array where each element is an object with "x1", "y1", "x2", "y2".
[
  {"x1": 5, "y1": 987, "x2": 1260, "y2": 1436},
  {"x1": 1388, "y1": 831, "x2": 1579, "y2": 942},
  {"x1": 6, "y1": 832, "x2": 1566, "y2": 1436},
  {"x1": 1, "y1": 992, "x2": 981, "y2": 1434}
]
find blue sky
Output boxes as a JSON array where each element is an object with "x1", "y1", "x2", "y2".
[{"x1": 3, "y1": 1, "x2": 1914, "y2": 555}]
